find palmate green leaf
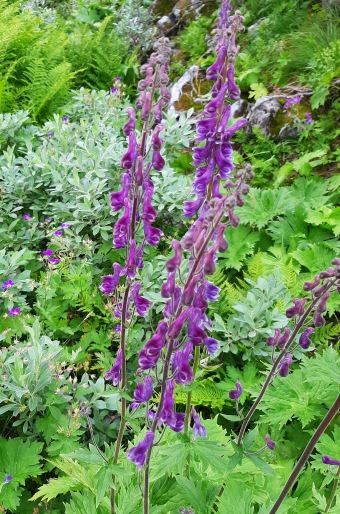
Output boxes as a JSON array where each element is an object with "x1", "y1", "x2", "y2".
[
  {"x1": 218, "y1": 226, "x2": 261, "y2": 270},
  {"x1": 312, "y1": 425, "x2": 340, "y2": 474},
  {"x1": 65, "y1": 490, "x2": 110, "y2": 514},
  {"x1": 258, "y1": 369, "x2": 338, "y2": 429},
  {"x1": 290, "y1": 243, "x2": 338, "y2": 274},
  {"x1": 175, "y1": 477, "x2": 219, "y2": 514},
  {"x1": 302, "y1": 347, "x2": 340, "y2": 386},
  {"x1": 305, "y1": 206, "x2": 340, "y2": 236},
  {"x1": 216, "y1": 477, "x2": 254, "y2": 514},
  {"x1": 244, "y1": 454, "x2": 276, "y2": 476},
  {"x1": 30, "y1": 476, "x2": 81, "y2": 502},
  {"x1": 235, "y1": 187, "x2": 295, "y2": 229}
]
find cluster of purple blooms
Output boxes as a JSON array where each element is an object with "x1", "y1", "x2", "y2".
[
  {"x1": 283, "y1": 95, "x2": 312, "y2": 124},
  {"x1": 100, "y1": 2, "x2": 257, "y2": 472}
]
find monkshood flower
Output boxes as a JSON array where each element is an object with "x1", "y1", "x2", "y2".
[
  {"x1": 265, "y1": 434, "x2": 275, "y2": 450},
  {"x1": 127, "y1": 432, "x2": 155, "y2": 471},
  {"x1": 304, "y1": 112, "x2": 313, "y2": 124},
  {"x1": 191, "y1": 407, "x2": 207, "y2": 439},
  {"x1": 131, "y1": 282, "x2": 151, "y2": 317},
  {"x1": 60, "y1": 223, "x2": 70, "y2": 229},
  {"x1": 106, "y1": 349, "x2": 122, "y2": 386},
  {"x1": 322, "y1": 455, "x2": 340, "y2": 466},
  {"x1": 62, "y1": 116, "x2": 68, "y2": 122},
  {"x1": 2, "y1": 280, "x2": 14, "y2": 290},
  {"x1": 48, "y1": 132, "x2": 54, "y2": 137},
  {"x1": 278, "y1": 353, "x2": 293, "y2": 377},
  {"x1": 4, "y1": 475, "x2": 12, "y2": 484},
  {"x1": 172, "y1": 343, "x2": 194, "y2": 385},
  {"x1": 138, "y1": 321, "x2": 168, "y2": 370},
  {"x1": 229, "y1": 381, "x2": 243, "y2": 400},
  {"x1": 54, "y1": 230, "x2": 63, "y2": 237},
  {"x1": 133, "y1": 375, "x2": 153, "y2": 403},
  {"x1": 23, "y1": 214, "x2": 30, "y2": 220},
  {"x1": 42, "y1": 249, "x2": 53, "y2": 257},
  {"x1": 49, "y1": 258, "x2": 60, "y2": 264},
  {"x1": 299, "y1": 327, "x2": 314, "y2": 349},
  {"x1": 9, "y1": 307, "x2": 21, "y2": 316},
  {"x1": 100, "y1": 263, "x2": 121, "y2": 296}
]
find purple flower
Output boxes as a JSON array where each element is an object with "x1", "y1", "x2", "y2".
[
  {"x1": 49, "y1": 258, "x2": 60, "y2": 264},
  {"x1": 168, "y1": 309, "x2": 190, "y2": 339},
  {"x1": 266, "y1": 328, "x2": 281, "y2": 347},
  {"x1": 113, "y1": 198, "x2": 131, "y2": 248},
  {"x1": 123, "y1": 107, "x2": 136, "y2": 137},
  {"x1": 48, "y1": 132, "x2": 54, "y2": 137},
  {"x1": 110, "y1": 173, "x2": 131, "y2": 212},
  {"x1": 299, "y1": 327, "x2": 314, "y2": 349},
  {"x1": 158, "y1": 380, "x2": 183, "y2": 431},
  {"x1": 62, "y1": 116, "x2": 69, "y2": 122},
  {"x1": 172, "y1": 343, "x2": 194, "y2": 385},
  {"x1": 139, "y1": 321, "x2": 168, "y2": 370},
  {"x1": 115, "y1": 77, "x2": 121, "y2": 82},
  {"x1": 165, "y1": 240, "x2": 182, "y2": 272},
  {"x1": 322, "y1": 455, "x2": 340, "y2": 466},
  {"x1": 285, "y1": 298, "x2": 307, "y2": 318},
  {"x1": 105, "y1": 349, "x2": 122, "y2": 386},
  {"x1": 2, "y1": 280, "x2": 14, "y2": 290},
  {"x1": 9, "y1": 307, "x2": 21, "y2": 316},
  {"x1": 205, "y1": 337, "x2": 219, "y2": 357},
  {"x1": 60, "y1": 223, "x2": 70, "y2": 229},
  {"x1": 121, "y1": 240, "x2": 137, "y2": 280},
  {"x1": 277, "y1": 327, "x2": 291, "y2": 349},
  {"x1": 304, "y1": 112, "x2": 312, "y2": 124},
  {"x1": 100, "y1": 263, "x2": 121, "y2": 296},
  {"x1": 45, "y1": 217, "x2": 53, "y2": 222},
  {"x1": 278, "y1": 353, "x2": 293, "y2": 377},
  {"x1": 114, "y1": 324, "x2": 121, "y2": 333},
  {"x1": 144, "y1": 222, "x2": 162, "y2": 246},
  {"x1": 4, "y1": 475, "x2": 12, "y2": 484},
  {"x1": 133, "y1": 375, "x2": 153, "y2": 403},
  {"x1": 265, "y1": 434, "x2": 275, "y2": 450},
  {"x1": 131, "y1": 282, "x2": 151, "y2": 317},
  {"x1": 54, "y1": 231, "x2": 63, "y2": 237},
  {"x1": 42, "y1": 249, "x2": 53, "y2": 257},
  {"x1": 127, "y1": 432, "x2": 155, "y2": 470},
  {"x1": 23, "y1": 214, "x2": 30, "y2": 220},
  {"x1": 111, "y1": 87, "x2": 118, "y2": 94},
  {"x1": 191, "y1": 407, "x2": 207, "y2": 439},
  {"x1": 229, "y1": 381, "x2": 243, "y2": 400}
]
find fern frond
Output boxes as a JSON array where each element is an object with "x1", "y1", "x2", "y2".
[{"x1": 315, "y1": 323, "x2": 340, "y2": 348}]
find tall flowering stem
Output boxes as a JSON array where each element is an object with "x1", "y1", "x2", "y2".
[
  {"x1": 237, "y1": 261, "x2": 340, "y2": 446},
  {"x1": 127, "y1": 4, "x2": 251, "y2": 513},
  {"x1": 100, "y1": 37, "x2": 172, "y2": 513}
]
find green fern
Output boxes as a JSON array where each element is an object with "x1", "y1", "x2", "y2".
[
  {"x1": 314, "y1": 323, "x2": 340, "y2": 349},
  {"x1": 174, "y1": 378, "x2": 226, "y2": 409}
]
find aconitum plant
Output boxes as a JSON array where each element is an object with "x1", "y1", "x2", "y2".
[{"x1": 97, "y1": 2, "x2": 340, "y2": 513}]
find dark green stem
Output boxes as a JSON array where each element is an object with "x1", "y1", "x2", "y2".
[{"x1": 325, "y1": 465, "x2": 340, "y2": 514}]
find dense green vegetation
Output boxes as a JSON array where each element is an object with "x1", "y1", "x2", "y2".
[{"x1": 0, "y1": 0, "x2": 339, "y2": 512}]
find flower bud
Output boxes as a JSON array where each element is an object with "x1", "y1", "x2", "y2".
[
  {"x1": 317, "y1": 291, "x2": 330, "y2": 313},
  {"x1": 303, "y1": 276, "x2": 321, "y2": 291},
  {"x1": 229, "y1": 381, "x2": 242, "y2": 400},
  {"x1": 313, "y1": 311, "x2": 325, "y2": 327},
  {"x1": 265, "y1": 434, "x2": 275, "y2": 451},
  {"x1": 277, "y1": 327, "x2": 291, "y2": 349},
  {"x1": 299, "y1": 327, "x2": 314, "y2": 350},
  {"x1": 166, "y1": 240, "x2": 182, "y2": 272}
]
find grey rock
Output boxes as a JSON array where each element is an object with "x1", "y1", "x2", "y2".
[{"x1": 246, "y1": 96, "x2": 281, "y2": 137}]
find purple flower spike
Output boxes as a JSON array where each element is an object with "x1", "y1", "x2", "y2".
[
  {"x1": 2, "y1": 280, "x2": 14, "y2": 290},
  {"x1": 191, "y1": 407, "x2": 207, "y2": 439},
  {"x1": 265, "y1": 434, "x2": 276, "y2": 451},
  {"x1": 229, "y1": 381, "x2": 243, "y2": 400},
  {"x1": 299, "y1": 327, "x2": 314, "y2": 349},
  {"x1": 100, "y1": 263, "x2": 121, "y2": 295},
  {"x1": 42, "y1": 249, "x2": 53, "y2": 257},
  {"x1": 54, "y1": 231, "x2": 63, "y2": 237},
  {"x1": 127, "y1": 432, "x2": 155, "y2": 471},
  {"x1": 322, "y1": 455, "x2": 340, "y2": 466},
  {"x1": 131, "y1": 282, "x2": 151, "y2": 317},
  {"x1": 4, "y1": 475, "x2": 12, "y2": 484},
  {"x1": 105, "y1": 349, "x2": 122, "y2": 386},
  {"x1": 23, "y1": 214, "x2": 30, "y2": 220},
  {"x1": 9, "y1": 307, "x2": 21, "y2": 316},
  {"x1": 133, "y1": 375, "x2": 153, "y2": 403}
]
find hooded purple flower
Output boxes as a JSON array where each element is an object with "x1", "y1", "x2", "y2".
[
  {"x1": 265, "y1": 434, "x2": 275, "y2": 450},
  {"x1": 42, "y1": 249, "x2": 53, "y2": 257},
  {"x1": 191, "y1": 407, "x2": 207, "y2": 439},
  {"x1": 23, "y1": 214, "x2": 30, "y2": 220},
  {"x1": 139, "y1": 321, "x2": 168, "y2": 370},
  {"x1": 4, "y1": 475, "x2": 12, "y2": 484},
  {"x1": 166, "y1": 240, "x2": 182, "y2": 272},
  {"x1": 183, "y1": 197, "x2": 205, "y2": 218},
  {"x1": 54, "y1": 231, "x2": 63, "y2": 237},
  {"x1": 127, "y1": 432, "x2": 155, "y2": 470},
  {"x1": 161, "y1": 271, "x2": 176, "y2": 298},
  {"x1": 229, "y1": 381, "x2": 242, "y2": 400},
  {"x1": 299, "y1": 327, "x2": 314, "y2": 350},
  {"x1": 121, "y1": 131, "x2": 138, "y2": 170},
  {"x1": 144, "y1": 222, "x2": 162, "y2": 246},
  {"x1": 143, "y1": 182, "x2": 157, "y2": 224},
  {"x1": 278, "y1": 353, "x2": 293, "y2": 377},
  {"x1": 121, "y1": 240, "x2": 137, "y2": 280},
  {"x1": 159, "y1": 380, "x2": 184, "y2": 432},
  {"x1": 49, "y1": 258, "x2": 60, "y2": 264},
  {"x1": 285, "y1": 298, "x2": 307, "y2": 318},
  {"x1": 100, "y1": 263, "x2": 121, "y2": 295},
  {"x1": 133, "y1": 375, "x2": 153, "y2": 403},
  {"x1": 172, "y1": 343, "x2": 194, "y2": 385},
  {"x1": 110, "y1": 173, "x2": 131, "y2": 212},
  {"x1": 131, "y1": 282, "x2": 151, "y2": 317},
  {"x1": 60, "y1": 223, "x2": 70, "y2": 229},
  {"x1": 322, "y1": 455, "x2": 340, "y2": 466},
  {"x1": 168, "y1": 309, "x2": 190, "y2": 339},
  {"x1": 205, "y1": 337, "x2": 220, "y2": 357},
  {"x1": 123, "y1": 107, "x2": 136, "y2": 136},
  {"x1": 105, "y1": 349, "x2": 122, "y2": 386},
  {"x1": 113, "y1": 198, "x2": 131, "y2": 249},
  {"x1": 277, "y1": 327, "x2": 291, "y2": 349}
]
